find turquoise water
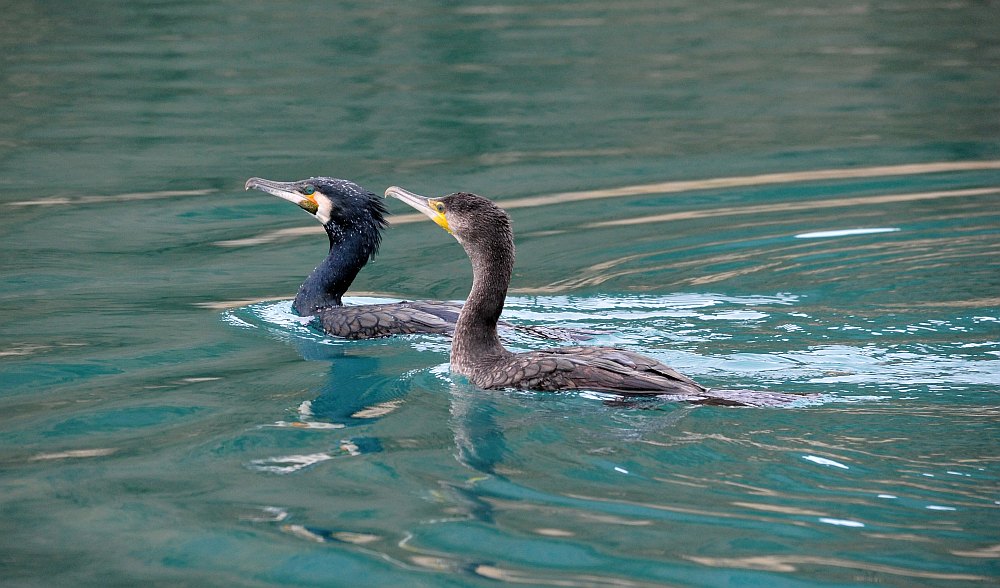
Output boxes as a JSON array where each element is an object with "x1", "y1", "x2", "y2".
[{"x1": 2, "y1": 1, "x2": 999, "y2": 585}]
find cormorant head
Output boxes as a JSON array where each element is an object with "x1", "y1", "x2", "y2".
[
  {"x1": 246, "y1": 176, "x2": 387, "y2": 227},
  {"x1": 384, "y1": 186, "x2": 512, "y2": 249}
]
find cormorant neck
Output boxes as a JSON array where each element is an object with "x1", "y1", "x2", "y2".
[
  {"x1": 452, "y1": 231, "x2": 515, "y2": 373},
  {"x1": 293, "y1": 223, "x2": 376, "y2": 315}
]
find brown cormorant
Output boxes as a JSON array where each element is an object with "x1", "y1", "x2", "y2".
[
  {"x1": 245, "y1": 177, "x2": 579, "y2": 341},
  {"x1": 386, "y1": 186, "x2": 810, "y2": 407}
]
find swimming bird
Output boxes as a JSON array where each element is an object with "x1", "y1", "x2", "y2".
[
  {"x1": 245, "y1": 177, "x2": 579, "y2": 342},
  {"x1": 385, "y1": 186, "x2": 809, "y2": 407}
]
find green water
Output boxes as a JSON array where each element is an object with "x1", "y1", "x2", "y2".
[{"x1": 2, "y1": 1, "x2": 998, "y2": 586}]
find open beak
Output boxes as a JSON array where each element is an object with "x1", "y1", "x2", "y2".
[
  {"x1": 245, "y1": 177, "x2": 319, "y2": 215},
  {"x1": 385, "y1": 186, "x2": 451, "y2": 234}
]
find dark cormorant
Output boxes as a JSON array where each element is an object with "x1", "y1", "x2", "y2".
[
  {"x1": 245, "y1": 177, "x2": 578, "y2": 341},
  {"x1": 386, "y1": 186, "x2": 810, "y2": 407}
]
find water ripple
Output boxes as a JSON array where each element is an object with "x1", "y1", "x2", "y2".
[{"x1": 227, "y1": 294, "x2": 1000, "y2": 397}]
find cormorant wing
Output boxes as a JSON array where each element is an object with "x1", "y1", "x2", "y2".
[
  {"x1": 476, "y1": 346, "x2": 811, "y2": 406},
  {"x1": 477, "y1": 346, "x2": 706, "y2": 396},
  {"x1": 316, "y1": 301, "x2": 459, "y2": 339},
  {"x1": 315, "y1": 300, "x2": 591, "y2": 342},
  {"x1": 549, "y1": 346, "x2": 709, "y2": 395}
]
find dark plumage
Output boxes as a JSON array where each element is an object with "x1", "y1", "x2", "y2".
[
  {"x1": 244, "y1": 177, "x2": 577, "y2": 341},
  {"x1": 386, "y1": 187, "x2": 810, "y2": 407}
]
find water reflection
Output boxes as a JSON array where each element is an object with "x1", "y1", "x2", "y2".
[
  {"x1": 6, "y1": 188, "x2": 216, "y2": 207},
  {"x1": 3, "y1": 0, "x2": 998, "y2": 583},
  {"x1": 587, "y1": 186, "x2": 1000, "y2": 228},
  {"x1": 683, "y1": 554, "x2": 987, "y2": 581},
  {"x1": 221, "y1": 291, "x2": 997, "y2": 584},
  {"x1": 226, "y1": 301, "x2": 411, "y2": 473},
  {"x1": 213, "y1": 160, "x2": 1000, "y2": 247},
  {"x1": 448, "y1": 384, "x2": 507, "y2": 480}
]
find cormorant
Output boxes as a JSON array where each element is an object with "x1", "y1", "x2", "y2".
[
  {"x1": 245, "y1": 177, "x2": 579, "y2": 341},
  {"x1": 386, "y1": 186, "x2": 810, "y2": 407}
]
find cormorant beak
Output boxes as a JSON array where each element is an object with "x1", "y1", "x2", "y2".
[
  {"x1": 245, "y1": 177, "x2": 320, "y2": 215},
  {"x1": 385, "y1": 186, "x2": 452, "y2": 234}
]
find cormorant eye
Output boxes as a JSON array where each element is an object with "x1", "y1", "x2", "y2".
[
  {"x1": 434, "y1": 202, "x2": 445, "y2": 213},
  {"x1": 301, "y1": 184, "x2": 316, "y2": 196}
]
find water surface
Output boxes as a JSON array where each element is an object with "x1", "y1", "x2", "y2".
[{"x1": 2, "y1": 1, "x2": 998, "y2": 586}]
